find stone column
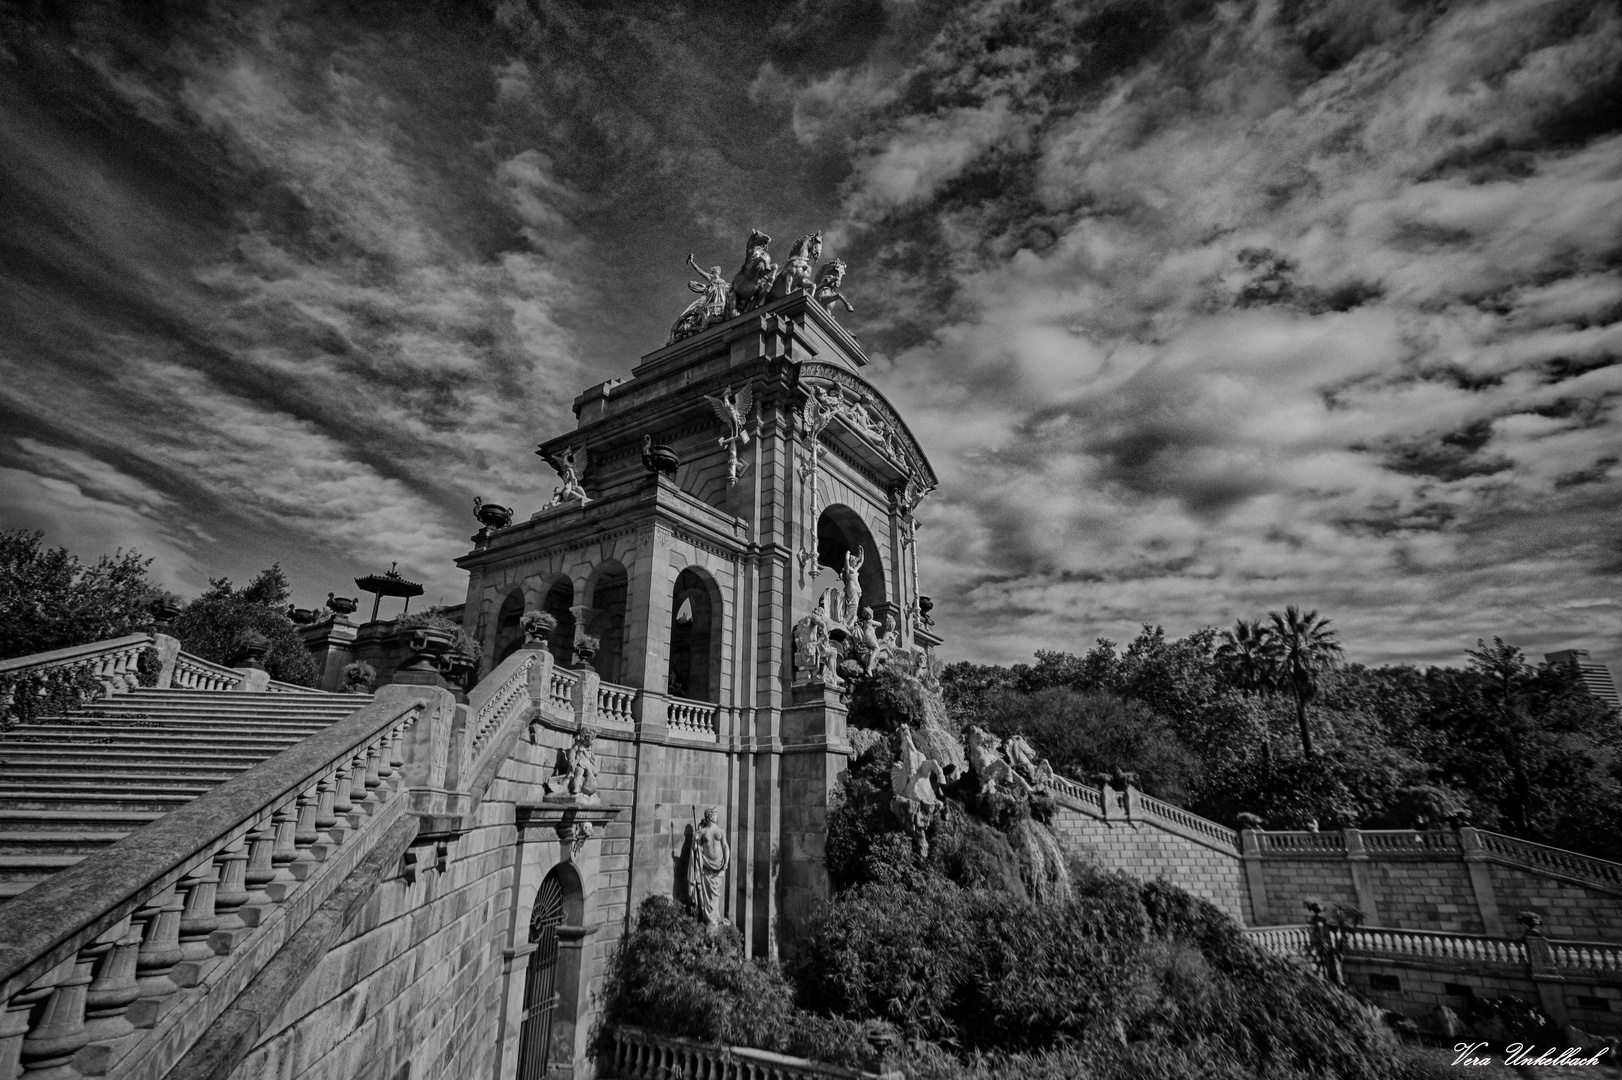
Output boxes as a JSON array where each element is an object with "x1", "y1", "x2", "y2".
[
  {"x1": 298, "y1": 618, "x2": 357, "y2": 692},
  {"x1": 1458, "y1": 827, "x2": 1506, "y2": 936},
  {"x1": 1239, "y1": 829, "x2": 1270, "y2": 926},
  {"x1": 777, "y1": 683, "x2": 851, "y2": 951},
  {"x1": 1343, "y1": 828, "x2": 1383, "y2": 925}
]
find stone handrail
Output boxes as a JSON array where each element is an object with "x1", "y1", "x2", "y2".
[
  {"x1": 666, "y1": 696, "x2": 719, "y2": 740},
  {"x1": 264, "y1": 678, "x2": 329, "y2": 694},
  {"x1": 1547, "y1": 938, "x2": 1622, "y2": 978},
  {"x1": 1047, "y1": 774, "x2": 1102, "y2": 811},
  {"x1": 1243, "y1": 924, "x2": 1313, "y2": 956},
  {"x1": 548, "y1": 667, "x2": 579, "y2": 714},
  {"x1": 1358, "y1": 829, "x2": 1461, "y2": 855},
  {"x1": 169, "y1": 652, "x2": 240, "y2": 691},
  {"x1": 462, "y1": 650, "x2": 540, "y2": 783},
  {"x1": 0, "y1": 687, "x2": 439, "y2": 1080},
  {"x1": 1345, "y1": 926, "x2": 1529, "y2": 967},
  {"x1": 1258, "y1": 831, "x2": 1347, "y2": 854},
  {"x1": 1135, "y1": 791, "x2": 1239, "y2": 849},
  {"x1": 598, "y1": 682, "x2": 636, "y2": 725},
  {"x1": 1475, "y1": 830, "x2": 1622, "y2": 893},
  {"x1": 0, "y1": 634, "x2": 155, "y2": 715},
  {"x1": 606, "y1": 1026, "x2": 894, "y2": 1080}
]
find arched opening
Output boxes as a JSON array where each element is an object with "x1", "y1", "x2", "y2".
[
  {"x1": 666, "y1": 567, "x2": 721, "y2": 702},
  {"x1": 517, "y1": 862, "x2": 585, "y2": 1080},
  {"x1": 492, "y1": 588, "x2": 526, "y2": 665},
  {"x1": 817, "y1": 505, "x2": 886, "y2": 621},
  {"x1": 584, "y1": 561, "x2": 629, "y2": 684},
  {"x1": 540, "y1": 578, "x2": 576, "y2": 670}
]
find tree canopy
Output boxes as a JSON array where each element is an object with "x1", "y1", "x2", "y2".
[{"x1": 0, "y1": 530, "x2": 161, "y2": 660}]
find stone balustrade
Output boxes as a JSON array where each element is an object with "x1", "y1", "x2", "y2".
[
  {"x1": 167, "y1": 653, "x2": 241, "y2": 692},
  {"x1": 605, "y1": 1026, "x2": 897, "y2": 1080},
  {"x1": 0, "y1": 635, "x2": 157, "y2": 717},
  {"x1": 0, "y1": 689, "x2": 436, "y2": 1080},
  {"x1": 1257, "y1": 830, "x2": 1347, "y2": 854},
  {"x1": 597, "y1": 682, "x2": 636, "y2": 726},
  {"x1": 1476, "y1": 831, "x2": 1622, "y2": 893},
  {"x1": 549, "y1": 668, "x2": 579, "y2": 714},
  {"x1": 666, "y1": 696, "x2": 719, "y2": 741},
  {"x1": 1243, "y1": 924, "x2": 1313, "y2": 956},
  {"x1": 462, "y1": 651, "x2": 541, "y2": 781}
]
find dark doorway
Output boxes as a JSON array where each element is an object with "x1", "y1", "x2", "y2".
[{"x1": 517, "y1": 874, "x2": 565, "y2": 1080}]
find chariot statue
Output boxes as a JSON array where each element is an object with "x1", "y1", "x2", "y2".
[
  {"x1": 769, "y1": 232, "x2": 822, "y2": 301},
  {"x1": 727, "y1": 229, "x2": 776, "y2": 317},
  {"x1": 814, "y1": 258, "x2": 855, "y2": 313},
  {"x1": 669, "y1": 254, "x2": 730, "y2": 343}
]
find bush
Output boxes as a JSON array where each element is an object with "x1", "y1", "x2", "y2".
[
  {"x1": 0, "y1": 531, "x2": 160, "y2": 661},
  {"x1": 0, "y1": 664, "x2": 106, "y2": 728},
  {"x1": 339, "y1": 661, "x2": 376, "y2": 693},
  {"x1": 171, "y1": 597, "x2": 319, "y2": 687}
]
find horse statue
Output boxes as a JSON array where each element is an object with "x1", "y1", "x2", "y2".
[
  {"x1": 769, "y1": 231, "x2": 822, "y2": 300},
  {"x1": 966, "y1": 725, "x2": 1032, "y2": 798},
  {"x1": 727, "y1": 228, "x2": 777, "y2": 317},
  {"x1": 814, "y1": 258, "x2": 855, "y2": 313},
  {"x1": 1005, "y1": 734, "x2": 1056, "y2": 791}
]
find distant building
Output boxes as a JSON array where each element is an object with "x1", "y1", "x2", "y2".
[{"x1": 1545, "y1": 649, "x2": 1621, "y2": 709}]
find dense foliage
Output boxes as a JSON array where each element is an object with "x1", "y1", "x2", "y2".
[
  {"x1": 940, "y1": 625, "x2": 1622, "y2": 859},
  {"x1": 0, "y1": 530, "x2": 161, "y2": 660},
  {"x1": 169, "y1": 566, "x2": 320, "y2": 687}
]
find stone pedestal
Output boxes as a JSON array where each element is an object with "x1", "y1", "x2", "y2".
[
  {"x1": 778, "y1": 685, "x2": 851, "y2": 950},
  {"x1": 298, "y1": 618, "x2": 358, "y2": 692}
]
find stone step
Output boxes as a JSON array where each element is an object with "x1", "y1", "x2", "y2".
[
  {"x1": 0, "y1": 808, "x2": 165, "y2": 832},
  {"x1": 0, "y1": 745, "x2": 278, "y2": 764},
  {"x1": 6, "y1": 722, "x2": 330, "y2": 739},
  {"x1": 0, "y1": 831, "x2": 123, "y2": 855},
  {"x1": 0, "y1": 854, "x2": 84, "y2": 883},
  {"x1": 0, "y1": 779, "x2": 219, "y2": 801},
  {"x1": 0, "y1": 790, "x2": 196, "y2": 813},
  {"x1": 0, "y1": 761, "x2": 251, "y2": 780}
]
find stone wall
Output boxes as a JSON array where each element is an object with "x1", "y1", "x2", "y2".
[
  {"x1": 1341, "y1": 959, "x2": 1622, "y2": 1037},
  {"x1": 1049, "y1": 799, "x2": 1249, "y2": 923},
  {"x1": 1488, "y1": 864, "x2": 1622, "y2": 942}
]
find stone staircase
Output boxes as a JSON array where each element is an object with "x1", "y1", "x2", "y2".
[{"x1": 0, "y1": 687, "x2": 371, "y2": 900}]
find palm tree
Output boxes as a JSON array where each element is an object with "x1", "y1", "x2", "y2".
[
  {"x1": 1268, "y1": 606, "x2": 1344, "y2": 759},
  {"x1": 1215, "y1": 618, "x2": 1283, "y2": 764}
]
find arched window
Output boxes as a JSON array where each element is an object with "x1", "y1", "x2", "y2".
[
  {"x1": 493, "y1": 588, "x2": 526, "y2": 665},
  {"x1": 667, "y1": 568, "x2": 720, "y2": 702},
  {"x1": 541, "y1": 578, "x2": 576, "y2": 669},
  {"x1": 585, "y1": 562, "x2": 629, "y2": 684},
  {"x1": 817, "y1": 505, "x2": 886, "y2": 620},
  {"x1": 516, "y1": 863, "x2": 585, "y2": 1080}
]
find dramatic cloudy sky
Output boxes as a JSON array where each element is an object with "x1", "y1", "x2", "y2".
[{"x1": 2, "y1": 0, "x2": 1619, "y2": 670}]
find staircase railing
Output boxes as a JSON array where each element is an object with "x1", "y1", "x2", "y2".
[
  {"x1": 166, "y1": 652, "x2": 239, "y2": 692},
  {"x1": 605, "y1": 1026, "x2": 897, "y2": 1080},
  {"x1": 1475, "y1": 830, "x2": 1622, "y2": 894},
  {"x1": 0, "y1": 635, "x2": 155, "y2": 719},
  {"x1": 0, "y1": 686, "x2": 443, "y2": 1080},
  {"x1": 1045, "y1": 776, "x2": 1238, "y2": 852}
]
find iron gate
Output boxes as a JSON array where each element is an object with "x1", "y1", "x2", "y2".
[{"x1": 517, "y1": 874, "x2": 565, "y2": 1080}]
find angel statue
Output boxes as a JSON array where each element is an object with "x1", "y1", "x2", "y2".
[
  {"x1": 703, "y1": 383, "x2": 754, "y2": 486},
  {"x1": 727, "y1": 228, "x2": 777, "y2": 317},
  {"x1": 544, "y1": 445, "x2": 590, "y2": 508},
  {"x1": 814, "y1": 259, "x2": 855, "y2": 314},
  {"x1": 669, "y1": 255, "x2": 730, "y2": 344},
  {"x1": 769, "y1": 231, "x2": 823, "y2": 300}
]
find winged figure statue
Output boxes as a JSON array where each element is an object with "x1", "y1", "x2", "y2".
[
  {"x1": 544, "y1": 446, "x2": 591, "y2": 507},
  {"x1": 703, "y1": 384, "x2": 754, "y2": 485}
]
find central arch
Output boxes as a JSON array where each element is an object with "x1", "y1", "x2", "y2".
[
  {"x1": 666, "y1": 567, "x2": 722, "y2": 702},
  {"x1": 817, "y1": 504, "x2": 886, "y2": 619}
]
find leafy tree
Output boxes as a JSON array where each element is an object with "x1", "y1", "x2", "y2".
[
  {"x1": 0, "y1": 530, "x2": 161, "y2": 660},
  {"x1": 1268, "y1": 606, "x2": 1343, "y2": 759},
  {"x1": 171, "y1": 565, "x2": 318, "y2": 687},
  {"x1": 1214, "y1": 618, "x2": 1283, "y2": 764}
]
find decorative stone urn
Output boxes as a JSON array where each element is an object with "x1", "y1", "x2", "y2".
[
  {"x1": 231, "y1": 634, "x2": 272, "y2": 670},
  {"x1": 474, "y1": 498, "x2": 514, "y2": 531},
  {"x1": 520, "y1": 610, "x2": 558, "y2": 646},
  {"x1": 640, "y1": 435, "x2": 679, "y2": 478},
  {"x1": 149, "y1": 597, "x2": 183, "y2": 630},
  {"x1": 326, "y1": 593, "x2": 360, "y2": 616},
  {"x1": 400, "y1": 625, "x2": 456, "y2": 673},
  {"x1": 572, "y1": 635, "x2": 599, "y2": 668}
]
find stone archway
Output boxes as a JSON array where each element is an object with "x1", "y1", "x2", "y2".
[
  {"x1": 539, "y1": 577, "x2": 576, "y2": 670},
  {"x1": 517, "y1": 861, "x2": 585, "y2": 1080},
  {"x1": 666, "y1": 567, "x2": 721, "y2": 702},
  {"x1": 492, "y1": 588, "x2": 527, "y2": 666},
  {"x1": 817, "y1": 504, "x2": 886, "y2": 620},
  {"x1": 583, "y1": 561, "x2": 629, "y2": 684}
]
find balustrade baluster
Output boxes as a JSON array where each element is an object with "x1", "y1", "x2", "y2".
[
  {"x1": 16, "y1": 953, "x2": 96, "y2": 1079},
  {"x1": 362, "y1": 743, "x2": 383, "y2": 802},
  {"x1": 1, "y1": 986, "x2": 53, "y2": 1080},
  {"x1": 266, "y1": 802, "x2": 302, "y2": 900},
  {"x1": 132, "y1": 884, "x2": 185, "y2": 1004},
  {"x1": 346, "y1": 752, "x2": 370, "y2": 815},
  {"x1": 313, "y1": 773, "x2": 340, "y2": 847},
  {"x1": 207, "y1": 837, "x2": 251, "y2": 950},
  {"x1": 241, "y1": 815, "x2": 280, "y2": 916},
  {"x1": 175, "y1": 863, "x2": 221, "y2": 967},
  {"x1": 82, "y1": 917, "x2": 140, "y2": 1046}
]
